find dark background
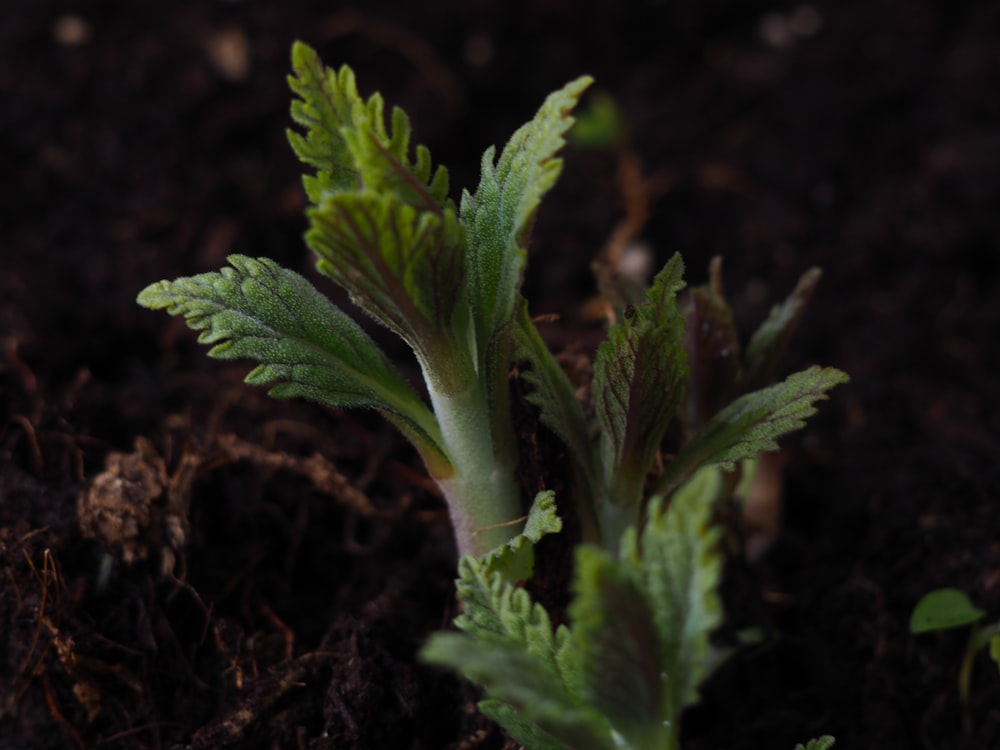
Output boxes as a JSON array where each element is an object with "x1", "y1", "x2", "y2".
[{"x1": 2, "y1": 1, "x2": 999, "y2": 748}]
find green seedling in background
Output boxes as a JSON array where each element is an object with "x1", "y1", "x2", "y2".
[
  {"x1": 139, "y1": 42, "x2": 847, "y2": 748},
  {"x1": 910, "y1": 587, "x2": 1000, "y2": 732}
]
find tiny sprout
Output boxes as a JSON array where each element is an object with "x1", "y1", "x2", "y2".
[{"x1": 910, "y1": 588, "x2": 1000, "y2": 733}]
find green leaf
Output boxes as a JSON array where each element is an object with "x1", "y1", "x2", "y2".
[
  {"x1": 514, "y1": 301, "x2": 600, "y2": 488},
  {"x1": 287, "y1": 41, "x2": 448, "y2": 210},
  {"x1": 682, "y1": 257, "x2": 742, "y2": 435},
  {"x1": 478, "y1": 699, "x2": 583, "y2": 750},
  {"x1": 794, "y1": 737, "x2": 836, "y2": 750},
  {"x1": 137, "y1": 255, "x2": 447, "y2": 468},
  {"x1": 479, "y1": 490, "x2": 562, "y2": 584},
  {"x1": 568, "y1": 90, "x2": 625, "y2": 148},
  {"x1": 304, "y1": 191, "x2": 468, "y2": 376},
  {"x1": 743, "y1": 267, "x2": 822, "y2": 391},
  {"x1": 593, "y1": 253, "x2": 688, "y2": 509},
  {"x1": 421, "y1": 556, "x2": 613, "y2": 748},
  {"x1": 654, "y1": 365, "x2": 849, "y2": 498},
  {"x1": 909, "y1": 588, "x2": 986, "y2": 633},
  {"x1": 461, "y1": 75, "x2": 592, "y2": 365},
  {"x1": 568, "y1": 545, "x2": 667, "y2": 749},
  {"x1": 634, "y1": 475, "x2": 725, "y2": 732}
]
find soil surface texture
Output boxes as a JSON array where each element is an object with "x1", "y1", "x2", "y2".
[{"x1": 2, "y1": 1, "x2": 999, "y2": 749}]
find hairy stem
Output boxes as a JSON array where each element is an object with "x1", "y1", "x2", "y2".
[{"x1": 424, "y1": 363, "x2": 523, "y2": 557}]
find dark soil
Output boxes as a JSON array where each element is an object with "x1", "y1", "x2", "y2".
[{"x1": 3, "y1": 1, "x2": 999, "y2": 748}]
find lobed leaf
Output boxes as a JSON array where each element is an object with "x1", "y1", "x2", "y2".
[
  {"x1": 422, "y1": 555, "x2": 613, "y2": 748},
  {"x1": 479, "y1": 490, "x2": 562, "y2": 584},
  {"x1": 654, "y1": 365, "x2": 849, "y2": 498},
  {"x1": 287, "y1": 41, "x2": 448, "y2": 210},
  {"x1": 137, "y1": 255, "x2": 446, "y2": 466}
]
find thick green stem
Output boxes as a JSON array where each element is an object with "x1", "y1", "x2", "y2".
[{"x1": 424, "y1": 368, "x2": 523, "y2": 558}]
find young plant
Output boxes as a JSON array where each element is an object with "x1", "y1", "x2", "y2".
[
  {"x1": 139, "y1": 42, "x2": 591, "y2": 557},
  {"x1": 910, "y1": 587, "x2": 1000, "y2": 731},
  {"x1": 139, "y1": 43, "x2": 847, "y2": 747}
]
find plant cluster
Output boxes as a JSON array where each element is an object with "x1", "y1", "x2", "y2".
[{"x1": 138, "y1": 42, "x2": 847, "y2": 748}]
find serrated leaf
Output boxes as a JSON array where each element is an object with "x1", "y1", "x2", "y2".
[
  {"x1": 682, "y1": 257, "x2": 742, "y2": 435},
  {"x1": 287, "y1": 41, "x2": 448, "y2": 209},
  {"x1": 305, "y1": 191, "x2": 468, "y2": 378},
  {"x1": 909, "y1": 588, "x2": 985, "y2": 633},
  {"x1": 514, "y1": 301, "x2": 600, "y2": 488},
  {"x1": 593, "y1": 253, "x2": 688, "y2": 509},
  {"x1": 654, "y1": 365, "x2": 849, "y2": 498},
  {"x1": 478, "y1": 699, "x2": 587, "y2": 750},
  {"x1": 794, "y1": 737, "x2": 836, "y2": 750},
  {"x1": 422, "y1": 555, "x2": 613, "y2": 749},
  {"x1": 639, "y1": 480, "x2": 724, "y2": 723},
  {"x1": 423, "y1": 637, "x2": 613, "y2": 750},
  {"x1": 743, "y1": 267, "x2": 822, "y2": 391},
  {"x1": 567, "y1": 545, "x2": 667, "y2": 749},
  {"x1": 461, "y1": 76, "x2": 592, "y2": 366},
  {"x1": 137, "y1": 255, "x2": 447, "y2": 468},
  {"x1": 479, "y1": 490, "x2": 562, "y2": 584}
]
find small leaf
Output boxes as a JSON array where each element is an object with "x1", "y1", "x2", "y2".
[
  {"x1": 568, "y1": 90, "x2": 625, "y2": 148},
  {"x1": 655, "y1": 365, "x2": 849, "y2": 498},
  {"x1": 137, "y1": 255, "x2": 447, "y2": 468},
  {"x1": 479, "y1": 490, "x2": 562, "y2": 584},
  {"x1": 462, "y1": 75, "x2": 592, "y2": 365},
  {"x1": 287, "y1": 41, "x2": 449, "y2": 209},
  {"x1": 743, "y1": 267, "x2": 822, "y2": 391},
  {"x1": 909, "y1": 588, "x2": 986, "y2": 633},
  {"x1": 794, "y1": 736, "x2": 836, "y2": 750},
  {"x1": 593, "y1": 253, "x2": 688, "y2": 508}
]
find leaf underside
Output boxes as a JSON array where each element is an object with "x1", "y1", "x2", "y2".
[
  {"x1": 136, "y1": 255, "x2": 445, "y2": 462},
  {"x1": 655, "y1": 365, "x2": 849, "y2": 498}
]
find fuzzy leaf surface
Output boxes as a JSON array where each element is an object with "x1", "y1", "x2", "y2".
[
  {"x1": 305, "y1": 191, "x2": 467, "y2": 373},
  {"x1": 287, "y1": 41, "x2": 448, "y2": 210},
  {"x1": 630, "y1": 478, "x2": 724, "y2": 729},
  {"x1": 593, "y1": 253, "x2": 688, "y2": 506},
  {"x1": 137, "y1": 255, "x2": 445, "y2": 461},
  {"x1": 421, "y1": 556, "x2": 613, "y2": 748},
  {"x1": 567, "y1": 545, "x2": 666, "y2": 749},
  {"x1": 655, "y1": 365, "x2": 848, "y2": 497},
  {"x1": 461, "y1": 76, "x2": 592, "y2": 364}
]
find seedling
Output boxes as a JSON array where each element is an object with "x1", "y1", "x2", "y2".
[
  {"x1": 139, "y1": 43, "x2": 847, "y2": 747},
  {"x1": 910, "y1": 587, "x2": 1000, "y2": 731}
]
